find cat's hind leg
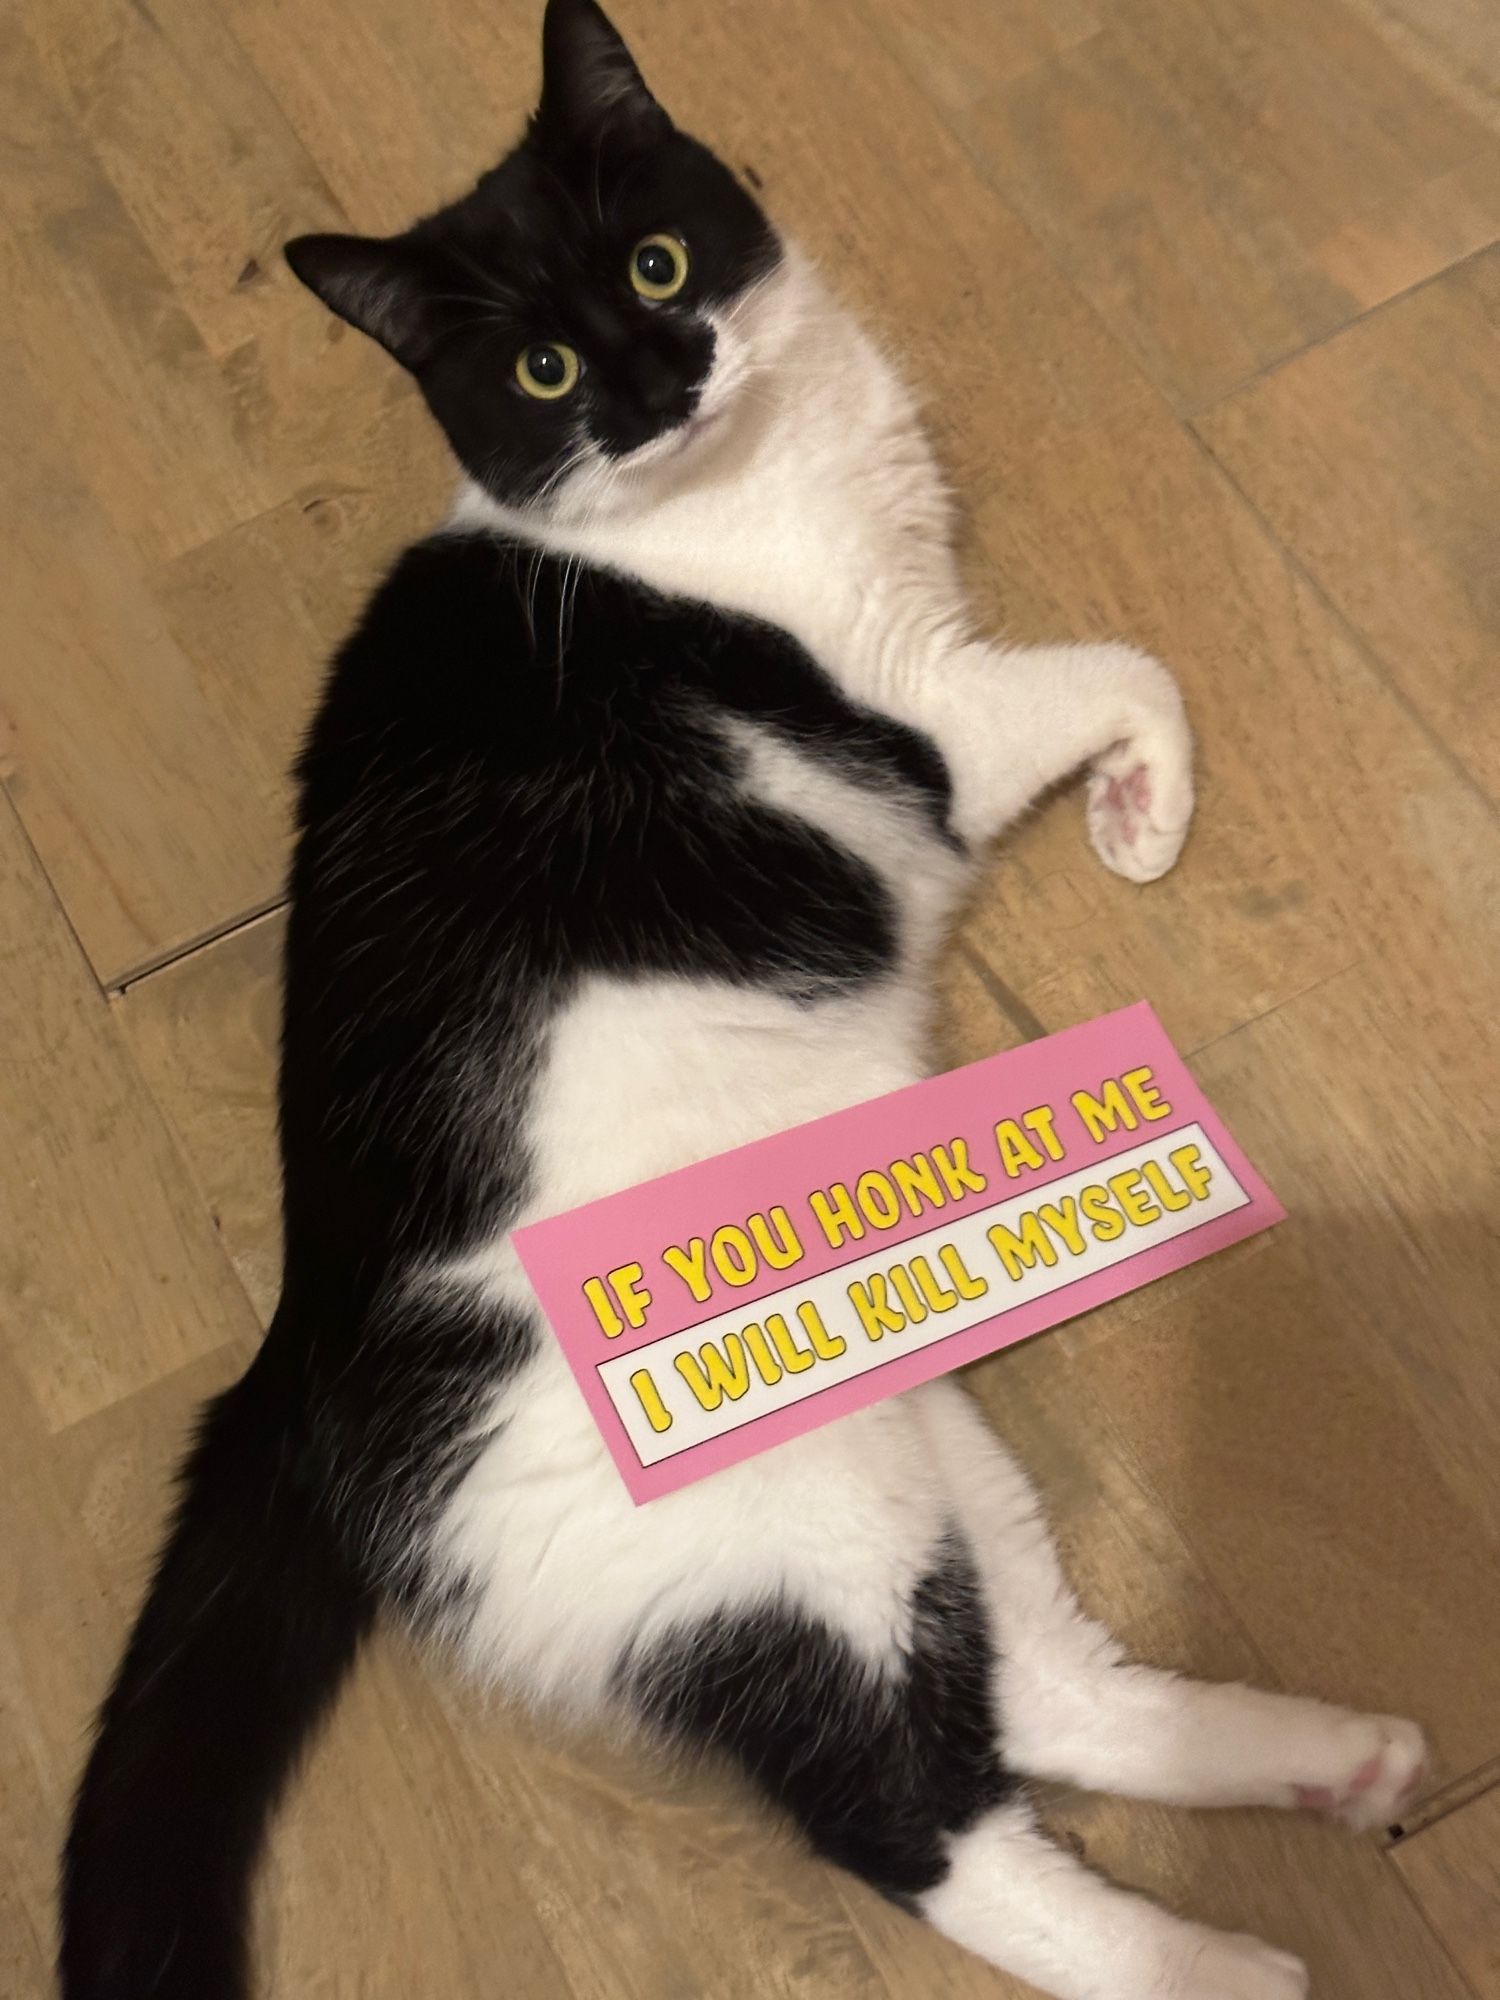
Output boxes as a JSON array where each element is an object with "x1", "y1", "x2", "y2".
[
  {"x1": 926, "y1": 1801, "x2": 1308, "y2": 2000},
  {"x1": 920, "y1": 1382, "x2": 1430, "y2": 1829},
  {"x1": 619, "y1": 1532, "x2": 1306, "y2": 2000}
]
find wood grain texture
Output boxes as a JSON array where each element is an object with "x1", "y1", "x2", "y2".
[
  {"x1": 3, "y1": 0, "x2": 1498, "y2": 1990},
  {"x1": 1343, "y1": 0, "x2": 1500, "y2": 133},
  {"x1": 0, "y1": 18, "x2": 268, "y2": 567},
  {"x1": 0, "y1": 344, "x2": 284, "y2": 979},
  {"x1": 17, "y1": 0, "x2": 346, "y2": 358},
  {"x1": 0, "y1": 789, "x2": 260, "y2": 1432},
  {"x1": 880, "y1": 0, "x2": 1500, "y2": 409},
  {"x1": 1394, "y1": 1786, "x2": 1500, "y2": 1997},
  {"x1": 1198, "y1": 248, "x2": 1500, "y2": 802}
]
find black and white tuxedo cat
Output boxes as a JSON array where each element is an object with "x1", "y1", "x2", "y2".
[{"x1": 62, "y1": 4, "x2": 1426, "y2": 1996}]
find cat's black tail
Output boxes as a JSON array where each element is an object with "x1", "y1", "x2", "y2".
[{"x1": 60, "y1": 1337, "x2": 374, "y2": 2000}]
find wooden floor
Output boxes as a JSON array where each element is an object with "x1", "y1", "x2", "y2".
[{"x1": 3, "y1": 0, "x2": 1498, "y2": 1992}]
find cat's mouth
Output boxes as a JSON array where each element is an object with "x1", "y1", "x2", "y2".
[{"x1": 606, "y1": 391, "x2": 725, "y2": 473}]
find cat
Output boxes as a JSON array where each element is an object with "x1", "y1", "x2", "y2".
[{"x1": 60, "y1": 4, "x2": 1428, "y2": 1996}]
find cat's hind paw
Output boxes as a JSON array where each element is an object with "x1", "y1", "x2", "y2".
[
  {"x1": 1293, "y1": 1714, "x2": 1430, "y2": 1833},
  {"x1": 1162, "y1": 1927, "x2": 1309, "y2": 2000},
  {"x1": 1086, "y1": 725, "x2": 1194, "y2": 885}
]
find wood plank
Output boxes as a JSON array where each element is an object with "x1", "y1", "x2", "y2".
[
  {"x1": 0, "y1": 13, "x2": 448, "y2": 975},
  {"x1": 18, "y1": 0, "x2": 346, "y2": 358},
  {"x1": 0, "y1": 1347, "x2": 126, "y2": 1998},
  {"x1": 1343, "y1": 0, "x2": 1500, "y2": 133},
  {"x1": 254, "y1": 1647, "x2": 583, "y2": 2000},
  {"x1": 1198, "y1": 249, "x2": 1500, "y2": 802},
  {"x1": 1394, "y1": 1785, "x2": 1500, "y2": 1997},
  {"x1": 0, "y1": 785, "x2": 261, "y2": 1429},
  {"x1": 148, "y1": 393, "x2": 451, "y2": 779},
  {"x1": 875, "y1": 0, "x2": 1101, "y2": 110},
  {"x1": 882, "y1": 0, "x2": 1500, "y2": 409},
  {"x1": 118, "y1": 910, "x2": 286, "y2": 1321},
  {"x1": 219, "y1": 0, "x2": 540, "y2": 233},
  {"x1": 215, "y1": 304, "x2": 424, "y2": 515},
  {"x1": 1315, "y1": 156, "x2": 1500, "y2": 310},
  {"x1": 0, "y1": 18, "x2": 269, "y2": 567},
  {"x1": 0, "y1": 344, "x2": 288, "y2": 980},
  {"x1": 17, "y1": 1343, "x2": 580, "y2": 2000},
  {"x1": 0, "y1": 12, "x2": 424, "y2": 573}
]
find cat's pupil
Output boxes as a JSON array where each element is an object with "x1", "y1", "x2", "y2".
[
  {"x1": 636, "y1": 243, "x2": 675, "y2": 287},
  {"x1": 527, "y1": 345, "x2": 566, "y2": 385}
]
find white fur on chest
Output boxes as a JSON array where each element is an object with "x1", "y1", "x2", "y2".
[{"x1": 453, "y1": 250, "x2": 971, "y2": 702}]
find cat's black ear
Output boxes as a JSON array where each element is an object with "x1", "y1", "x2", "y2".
[
  {"x1": 284, "y1": 232, "x2": 440, "y2": 369},
  {"x1": 537, "y1": 0, "x2": 667, "y2": 145}
]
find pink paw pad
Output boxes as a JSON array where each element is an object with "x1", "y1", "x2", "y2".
[
  {"x1": 1295, "y1": 1755, "x2": 1382, "y2": 1813},
  {"x1": 1102, "y1": 767, "x2": 1152, "y2": 845},
  {"x1": 1086, "y1": 735, "x2": 1192, "y2": 885},
  {"x1": 1295, "y1": 1729, "x2": 1430, "y2": 1829}
]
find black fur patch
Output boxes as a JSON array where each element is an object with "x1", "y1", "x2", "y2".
[
  {"x1": 621, "y1": 1535, "x2": 1014, "y2": 1900},
  {"x1": 282, "y1": 529, "x2": 954, "y2": 1284}
]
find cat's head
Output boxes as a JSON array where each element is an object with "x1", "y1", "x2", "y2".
[{"x1": 285, "y1": 0, "x2": 782, "y2": 510}]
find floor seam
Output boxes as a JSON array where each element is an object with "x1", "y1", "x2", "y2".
[
  {"x1": 1183, "y1": 959, "x2": 1364, "y2": 1062},
  {"x1": 1388, "y1": 1754, "x2": 1500, "y2": 1846},
  {"x1": 1384, "y1": 1847, "x2": 1486, "y2": 2000},
  {"x1": 955, "y1": 939, "x2": 1050, "y2": 1043},
  {"x1": 0, "y1": 779, "x2": 111, "y2": 1005},
  {"x1": 1186, "y1": 236, "x2": 1500, "y2": 419},
  {"x1": 109, "y1": 893, "x2": 288, "y2": 995}
]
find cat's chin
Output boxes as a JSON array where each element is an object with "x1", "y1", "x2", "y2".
[
  {"x1": 538, "y1": 395, "x2": 744, "y2": 523},
  {"x1": 612, "y1": 397, "x2": 732, "y2": 472}
]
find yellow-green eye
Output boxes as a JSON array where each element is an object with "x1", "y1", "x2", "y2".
[
  {"x1": 629, "y1": 233, "x2": 689, "y2": 301},
  {"x1": 515, "y1": 342, "x2": 579, "y2": 400}
]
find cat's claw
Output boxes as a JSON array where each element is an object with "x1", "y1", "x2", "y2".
[
  {"x1": 1292, "y1": 1714, "x2": 1430, "y2": 1832},
  {"x1": 1086, "y1": 725, "x2": 1194, "y2": 885}
]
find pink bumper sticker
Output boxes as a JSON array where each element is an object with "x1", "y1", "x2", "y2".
[{"x1": 512, "y1": 1002, "x2": 1283, "y2": 1503}]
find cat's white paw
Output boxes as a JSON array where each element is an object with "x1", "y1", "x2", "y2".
[
  {"x1": 1157, "y1": 1925, "x2": 1309, "y2": 2000},
  {"x1": 1085, "y1": 718, "x2": 1194, "y2": 884},
  {"x1": 1292, "y1": 1713, "x2": 1429, "y2": 1832}
]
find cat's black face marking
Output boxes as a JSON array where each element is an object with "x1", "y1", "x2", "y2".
[{"x1": 285, "y1": 0, "x2": 780, "y2": 503}]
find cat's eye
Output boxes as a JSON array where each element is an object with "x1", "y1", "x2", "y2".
[
  {"x1": 629, "y1": 233, "x2": 690, "y2": 302},
  {"x1": 515, "y1": 342, "x2": 580, "y2": 400}
]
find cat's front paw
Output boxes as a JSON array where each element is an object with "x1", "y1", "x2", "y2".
[{"x1": 1084, "y1": 659, "x2": 1194, "y2": 884}]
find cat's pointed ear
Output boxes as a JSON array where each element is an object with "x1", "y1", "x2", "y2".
[
  {"x1": 284, "y1": 232, "x2": 440, "y2": 369},
  {"x1": 537, "y1": 0, "x2": 667, "y2": 145}
]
